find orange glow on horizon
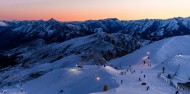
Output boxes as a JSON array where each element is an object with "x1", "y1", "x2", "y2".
[{"x1": 1, "y1": 0, "x2": 190, "y2": 22}]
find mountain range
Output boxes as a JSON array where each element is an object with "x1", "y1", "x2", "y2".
[
  {"x1": 1, "y1": 17, "x2": 190, "y2": 69},
  {"x1": 1, "y1": 17, "x2": 190, "y2": 94},
  {"x1": 1, "y1": 17, "x2": 190, "y2": 51}
]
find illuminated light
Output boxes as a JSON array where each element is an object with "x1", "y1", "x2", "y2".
[
  {"x1": 69, "y1": 68, "x2": 81, "y2": 75},
  {"x1": 177, "y1": 54, "x2": 182, "y2": 57},
  {"x1": 96, "y1": 77, "x2": 100, "y2": 81},
  {"x1": 70, "y1": 69, "x2": 76, "y2": 72},
  {"x1": 76, "y1": 65, "x2": 78, "y2": 67},
  {"x1": 147, "y1": 52, "x2": 150, "y2": 55},
  {"x1": 142, "y1": 56, "x2": 148, "y2": 60}
]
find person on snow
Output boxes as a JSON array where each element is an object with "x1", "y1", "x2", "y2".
[
  {"x1": 175, "y1": 91, "x2": 179, "y2": 94},
  {"x1": 121, "y1": 80, "x2": 123, "y2": 84},
  {"x1": 144, "y1": 75, "x2": 146, "y2": 78},
  {"x1": 143, "y1": 60, "x2": 146, "y2": 64},
  {"x1": 139, "y1": 78, "x2": 141, "y2": 81},
  {"x1": 131, "y1": 71, "x2": 133, "y2": 74},
  {"x1": 162, "y1": 67, "x2": 165, "y2": 73},
  {"x1": 146, "y1": 86, "x2": 150, "y2": 91}
]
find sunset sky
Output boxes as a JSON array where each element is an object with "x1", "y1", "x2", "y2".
[{"x1": 1, "y1": 0, "x2": 190, "y2": 21}]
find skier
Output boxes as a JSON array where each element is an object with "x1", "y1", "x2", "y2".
[
  {"x1": 175, "y1": 91, "x2": 179, "y2": 94},
  {"x1": 139, "y1": 78, "x2": 141, "y2": 81},
  {"x1": 162, "y1": 67, "x2": 165, "y2": 73},
  {"x1": 146, "y1": 86, "x2": 150, "y2": 91},
  {"x1": 121, "y1": 80, "x2": 123, "y2": 84},
  {"x1": 144, "y1": 75, "x2": 146, "y2": 78},
  {"x1": 143, "y1": 60, "x2": 146, "y2": 64}
]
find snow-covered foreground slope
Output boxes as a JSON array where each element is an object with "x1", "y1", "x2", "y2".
[
  {"x1": 97, "y1": 35, "x2": 190, "y2": 94},
  {"x1": 93, "y1": 35, "x2": 190, "y2": 94},
  {"x1": 2, "y1": 65, "x2": 189, "y2": 94},
  {"x1": 1, "y1": 35, "x2": 190, "y2": 94},
  {"x1": 93, "y1": 65, "x2": 181, "y2": 94},
  {"x1": 0, "y1": 32, "x2": 145, "y2": 91},
  {"x1": 0, "y1": 66, "x2": 119, "y2": 94}
]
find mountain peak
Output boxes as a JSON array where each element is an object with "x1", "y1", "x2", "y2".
[
  {"x1": 0, "y1": 21, "x2": 8, "y2": 26},
  {"x1": 48, "y1": 18, "x2": 57, "y2": 22},
  {"x1": 106, "y1": 18, "x2": 118, "y2": 21}
]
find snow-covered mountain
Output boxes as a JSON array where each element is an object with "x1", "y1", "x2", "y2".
[
  {"x1": 0, "y1": 32, "x2": 148, "y2": 86},
  {"x1": 1, "y1": 17, "x2": 190, "y2": 94},
  {"x1": 1, "y1": 17, "x2": 190, "y2": 51},
  {"x1": 1, "y1": 35, "x2": 190, "y2": 94},
  {"x1": 1, "y1": 17, "x2": 190, "y2": 69}
]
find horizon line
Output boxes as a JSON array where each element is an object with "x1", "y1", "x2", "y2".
[{"x1": 1, "y1": 16, "x2": 190, "y2": 22}]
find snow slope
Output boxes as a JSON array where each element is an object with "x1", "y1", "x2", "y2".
[
  {"x1": 1, "y1": 35, "x2": 190, "y2": 94},
  {"x1": 110, "y1": 35, "x2": 190, "y2": 68},
  {"x1": 0, "y1": 66, "x2": 119, "y2": 94},
  {"x1": 157, "y1": 55, "x2": 190, "y2": 84},
  {"x1": 93, "y1": 35, "x2": 190, "y2": 94},
  {"x1": 93, "y1": 65, "x2": 180, "y2": 94},
  {"x1": 0, "y1": 32, "x2": 145, "y2": 89}
]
